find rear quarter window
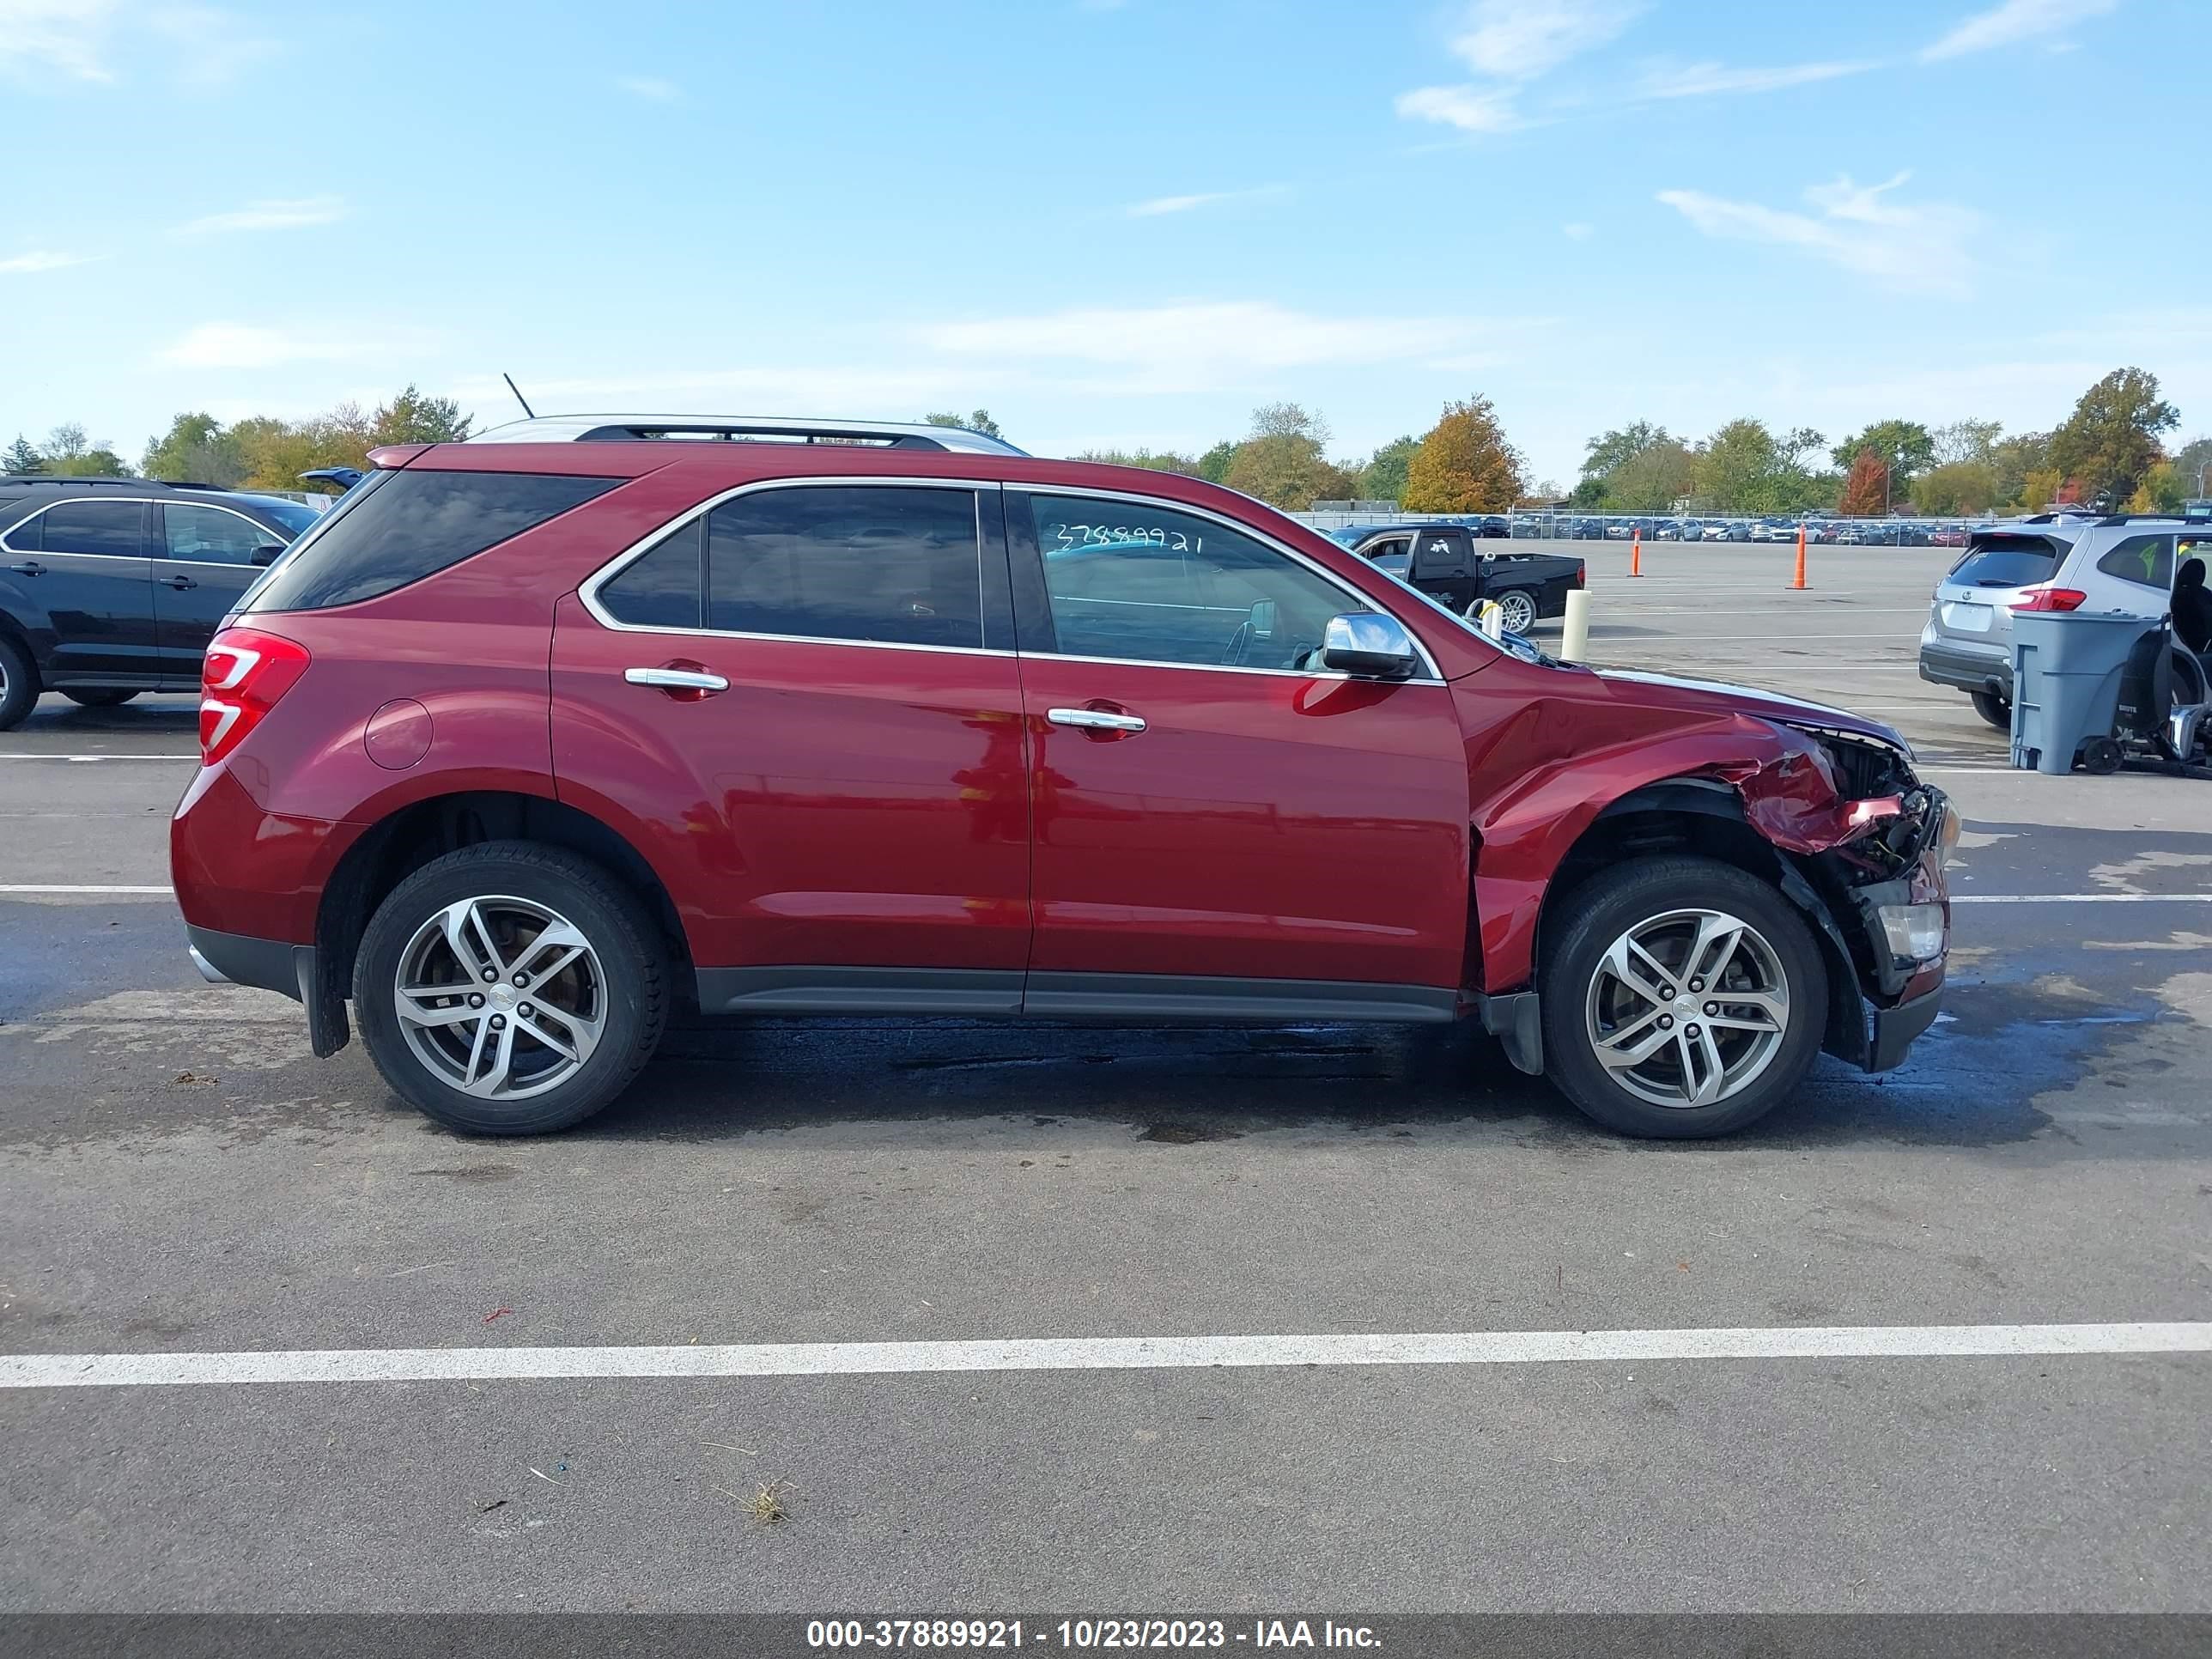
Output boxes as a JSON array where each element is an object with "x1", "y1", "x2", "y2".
[
  {"x1": 1948, "y1": 535, "x2": 2060, "y2": 589},
  {"x1": 246, "y1": 468, "x2": 617, "y2": 612}
]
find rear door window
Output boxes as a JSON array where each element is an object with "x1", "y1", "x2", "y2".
[
  {"x1": 2094, "y1": 533, "x2": 2173, "y2": 591},
  {"x1": 247, "y1": 469, "x2": 617, "y2": 611},
  {"x1": 32, "y1": 500, "x2": 146, "y2": 557},
  {"x1": 1948, "y1": 535, "x2": 2060, "y2": 589},
  {"x1": 706, "y1": 485, "x2": 983, "y2": 648}
]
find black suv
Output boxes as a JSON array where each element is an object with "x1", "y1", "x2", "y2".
[{"x1": 0, "y1": 477, "x2": 319, "y2": 728}]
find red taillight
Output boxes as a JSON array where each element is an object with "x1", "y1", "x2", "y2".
[
  {"x1": 200, "y1": 627, "x2": 310, "y2": 765},
  {"x1": 2013, "y1": 586, "x2": 2087, "y2": 612},
  {"x1": 1573, "y1": 566, "x2": 1586, "y2": 587}
]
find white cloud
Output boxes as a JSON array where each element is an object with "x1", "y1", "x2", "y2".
[
  {"x1": 1448, "y1": 0, "x2": 1643, "y2": 79},
  {"x1": 615, "y1": 74, "x2": 679, "y2": 100},
  {"x1": 1399, "y1": 1, "x2": 1641, "y2": 137},
  {"x1": 156, "y1": 324, "x2": 374, "y2": 369},
  {"x1": 1395, "y1": 83, "x2": 1523, "y2": 133},
  {"x1": 1656, "y1": 172, "x2": 1978, "y2": 296},
  {"x1": 148, "y1": 5, "x2": 280, "y2": 87},
  {"x1": 0, "y1": 0, "x2": 117, "y2": 81},
  {"x1": 918, "y1": 301, "x2": 1515, "y2": 393},
  {"x1": 175, "y1": 196, "x2": 346, "y2": 235},
  {"x1": 1637, "y1": 58, "x2": 1875, "y2": 98},
  {"x1": 0, "y1": 248, "x2": 90, "y2": 274},
  {"x1": 1125, "y1": 185, "x2": 1285, "y2": 217},
  {"x1": 1918, "y1": 0, "x2": 2118, "y2": 63}
]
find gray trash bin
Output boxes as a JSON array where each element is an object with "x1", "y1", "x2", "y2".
[{"x1": 2008, "y1": 610, "x2": 2151, "y2": 774}]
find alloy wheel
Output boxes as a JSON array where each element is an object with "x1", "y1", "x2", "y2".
[
  {"x1": 392, "y1": 895, "x2": 605, "y2": 1100},
  {"x1": 1494, "y1": 591, "x2": 1537, "y2": 633},
  {"x1": 1583, "y1": 907, "x2": 1790, "y2": 1108}
]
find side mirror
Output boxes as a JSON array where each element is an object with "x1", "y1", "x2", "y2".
[
  {"x1": 250, "y1": 544, "x2": 285, "y2": 567},
  {"x1": 1321, "y1": 612, "x2": 1420, "y2": 680}
]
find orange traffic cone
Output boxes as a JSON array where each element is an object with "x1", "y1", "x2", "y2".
[
  {"x1": 1790, "y1": 523, "x2": 1808, "y2": 590},
  {"x1": 1629, "y1": 528, "x2": 1643, "y2": 578}
]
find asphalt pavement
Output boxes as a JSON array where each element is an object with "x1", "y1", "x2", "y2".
[{"x1": 4, "y1": 540, "x2": 2210, "y2": 1615}]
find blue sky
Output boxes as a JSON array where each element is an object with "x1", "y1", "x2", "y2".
[{"x1": 2, "y1": 0, "x2": 2204, "y2": 483}]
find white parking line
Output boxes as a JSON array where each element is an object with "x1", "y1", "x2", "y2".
[
  {"x1": 0, "y1": 752, "x2": 196, "y2": 762},
  {"x1": 1953, "y1": 893, "x2": 2212, "y2": 904},
  {"x1": 5, "y1": 1322, "x2": 2207, "y2": 1389},
  {"x1": 0, "y1": 884, "x2": 171, "y2": 895}
]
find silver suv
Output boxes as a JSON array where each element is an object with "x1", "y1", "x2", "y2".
[{"x1": 1917, "y1": 511, "x2": 2209, "y2": 728}]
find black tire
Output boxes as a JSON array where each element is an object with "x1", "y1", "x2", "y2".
[
  {"x1": 1968, "y1": 690, "x2": 2009, "y2": 730},
  {"x1": 60, "y1": 688, "x2": 138, "y2": 708},
  {"x1": 355, "y1": 841, "x2": 668, "y2": 1134},
  {"x1": 1538, "y1": 855, "x2": 1829, "y2": 1139},
  {"x1": 0, "y1": 634, "x2": 36, "y2": 731}
]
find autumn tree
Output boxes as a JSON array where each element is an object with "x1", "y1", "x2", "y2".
[
  {"x1": 1837, "y1": 448, "x2": 1890, "y2": 518},
  {"x1": 1692, "y1": 419, "x2": 1826, "y2": 514},
  {"x1": 1073, "y1": 447, "x2": 1201, "y2": 475},
  {"x1": 1219, "y1": 403, "x2": 1352, "y2": 510},
  {"x1": 1990, "y1": 430, "x2": 2052, "y2": 509},
  {"x1": 1403, "y1": 397, "x2": 1525, "y2": 514},
  {"x1": 2171, "y1": 436, "x2": 2212, "y2": 499},
  {"x1": 1830, "y1": 421, "x2": 1933, "y2": 493},
  {"x1": 2049, "y1": 368, "x2": 2179, "y2": 508},
  {"x1": 1913, "y1": 460, "x2": 1999, "y2": 515},
  {"x1": 1603, "y1": 439, "x2": 1696, "y2": 512},
  {"x1": 1931, "y1": 417, "x2": 2002, "y2": 467},
  {"x1": 1576, "y1": 421, "x2": 1680, "y2": 504}
]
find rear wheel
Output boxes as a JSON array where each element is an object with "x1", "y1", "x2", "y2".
[
  {"x1": 1539, "y1": 855, "x2": 1828, "y2": 1139},
  {"x1": 60, "y1": 688, "x2": 138, "y2": 708},
  {"x1": 1477, "y1": 589, "x2": 1538, "y2": 633},
  {"x1": 356, "y1": 842, "x2": 668, "y2": 1134},
  {"x1": 0, "y1": 635, "x2": 36, "y2": 731},
  {"x1": 1969, "y1": 690, "x2": 2010, "y2": 730}
]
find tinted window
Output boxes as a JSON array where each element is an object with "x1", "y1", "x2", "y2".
[
  {"x1": 247, "y1": 469, "x2": 617, "y2": 612},
  {"x1": 599, "y1": 520, "x2": 704, "y2": 629},
  {"x1": 707, "y1": 485, "x2": 981, "y2": 648},
  {"x1": 1949, "y1": 535, "x2": 2060, "y2": 589},
  {"x1": 1031, "y1": 495, "x2": 1352, "y2": 671},
  {"x1": 2094, "y1": 533, "x2": 2173, "y2": 591},
  {"x1": 239, "y1": 497, "x2": 322, "y2": 536},
  {"x1": 36, "y1": 500, "x2": 143, "y2": 557},
  {"x1": 164, "y1": 503, "x2": 276, "y2": 565}
]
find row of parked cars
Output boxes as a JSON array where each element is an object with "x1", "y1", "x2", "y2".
[{"x1": 1545, "y1": 516, "x2": 1973, "y2": 546}]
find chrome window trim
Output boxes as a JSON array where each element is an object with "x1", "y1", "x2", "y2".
[
  {"x1": 1018, "y1": 482, "x2": 1448, "y2": 682},
  {"x1": 580, "y1": 475, "x2": 1000, "y2": 653},
  {"x1": 0, "y1": 497, "x2": 155, "y2": 560}
]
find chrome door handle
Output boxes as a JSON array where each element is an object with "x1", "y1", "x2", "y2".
[
  {"x1": 8, "y1": 561, "x2": 43, "y2": 576},
  {"x1": 625, "y1": 666, "x2": 730, "y2": 693},
  {"x1": 1048, "y1": 707, "x2": 1146, "y2": 733}
]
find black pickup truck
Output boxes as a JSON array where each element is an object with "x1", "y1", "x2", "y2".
[{"x1": 1343, "y1": 522, "x2": 1583, "y2": 634}]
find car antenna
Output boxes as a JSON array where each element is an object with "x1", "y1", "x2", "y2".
[{"x1": 501, "y1": 374, "x2": 537, "y2": 419}]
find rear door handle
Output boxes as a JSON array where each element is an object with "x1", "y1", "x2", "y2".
[
  {"x1": 625, "y1": 665, "x2": 730, "y2": 695},
  {"x1": 1048, "y1": 707, "x2": 1146, "y2": 733},
  {"x1": 161, "y1": 574, "x2": 198, "y2": 591},
  {"x1": 7, "y1": 561, "x2": 42, "y2": 577}
]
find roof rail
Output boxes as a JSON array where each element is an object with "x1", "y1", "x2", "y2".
[{"x1": 464, "y1": 414, "x2": 1029, "y2": 458}]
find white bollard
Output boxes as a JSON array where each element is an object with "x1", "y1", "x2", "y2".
[{"x1": 1560, "y1": 587, "x2": 1591, "y2": 661}]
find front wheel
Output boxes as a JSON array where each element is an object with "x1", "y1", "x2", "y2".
[
  {"x1": 1969, "y1": 690, "x2": 2009, "y2": 730},
  {"x1": 1539, "y1": 855, "x2": 1828, "y2": 1138},
  {"x1": 355, "y1": 842, "x2": 669, "y2": 1134}
]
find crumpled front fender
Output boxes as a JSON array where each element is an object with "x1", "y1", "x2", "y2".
[{"x1": 1469, "y1": 712, "x2": 1896, "y2": 994}]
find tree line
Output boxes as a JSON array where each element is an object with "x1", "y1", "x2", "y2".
[
  {"x1": 7, "y1": 367, "x2": 2199, "y2": 516},
  {"x1": 2, "y1": 386, "x2": 476, "y2": 492}
]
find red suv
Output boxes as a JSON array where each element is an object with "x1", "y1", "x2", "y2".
[{"x1": 171, "y1": 419, "x2": 1953, "y2": 1139}]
